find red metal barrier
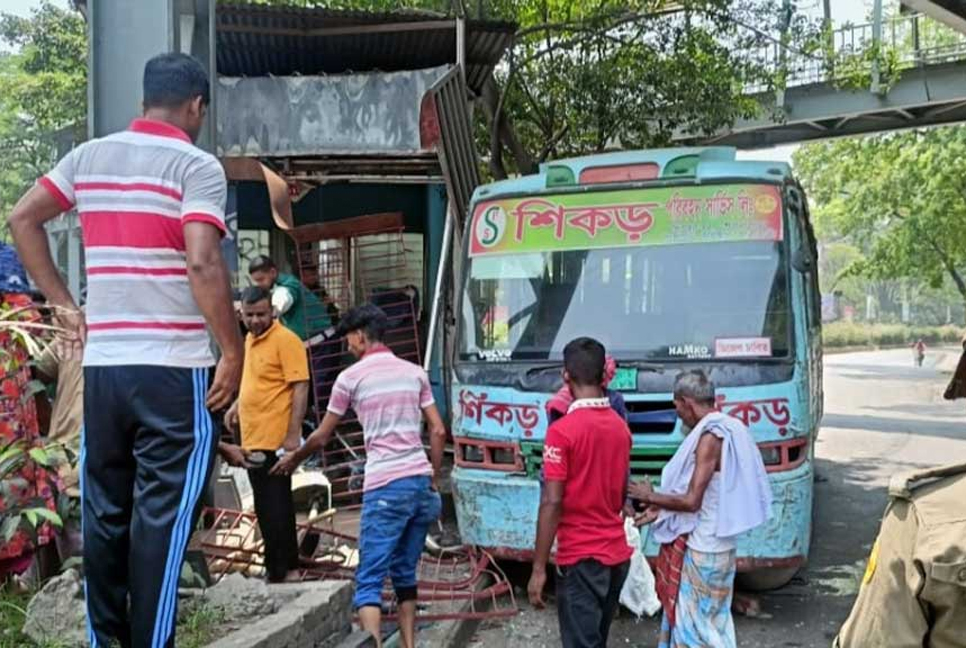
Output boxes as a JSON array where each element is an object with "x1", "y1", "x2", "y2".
[{"x1": 193, "y1": 507, "x2": 518, "y2": 622}]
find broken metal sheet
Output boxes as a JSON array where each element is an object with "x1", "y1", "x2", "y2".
[
  {"x1": 216, "y1": 66, "x2": 450, "y2": 158},
  {"x1": 193, "y1": 507, "x2": 519, "y2": 622}
]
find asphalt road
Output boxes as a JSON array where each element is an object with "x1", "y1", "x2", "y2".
[{"x1": 469, "y1": 348, "x2": 966, "y2": 648}]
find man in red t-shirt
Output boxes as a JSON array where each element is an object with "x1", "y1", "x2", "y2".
[{"x1": 528, "y1": 337, "x2": 633, "y2": 648}]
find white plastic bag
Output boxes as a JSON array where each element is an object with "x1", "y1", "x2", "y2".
[{"x1": 619, "y1": 517, "x2": 661, "y2": 617}]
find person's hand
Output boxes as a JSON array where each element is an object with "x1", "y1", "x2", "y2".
[
  {"x1": 634, "y1": 505, "x2": 660, "y2": 528},
  {"x1": 282, "y1": 434, "x2": 300, "y2": 453},
  {"x1": 622, "y1": 501, "x2": 636, "y2": 519},
  {"x1": 430, "y1": 474, "x2": 440, "y2": 493},
  {"x1": 52, "y1": 305, "x2": 86, "y2": 352},
  {"x1": 528, "y1": 566, "x2": 547, "y2": 609},
  {"x1": 220, "y1": 443, "x2": 251, "y2": 468},
  {"x1": 271, "y1": 450, "x2": 302, "y2": 476},
  {"x1": 224, "y1": 401, "x2": 240, "y2": 432},
  {"x1": 207, "y1": 352, "x2": 242, "y2": 411},
  {"x1": 627, "y1": 479, "x2": 654, "y2": 502}
]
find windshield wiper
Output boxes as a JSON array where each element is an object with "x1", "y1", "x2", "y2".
[
  {"x1": 524, "y1": 360, "x2": 665, "y2": 377},
  {"x1": 525, "y1": 364, "x2": 562, "y2": 377}
]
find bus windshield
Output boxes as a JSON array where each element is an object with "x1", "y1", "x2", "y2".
[{"x1": 459, "y1": 240, "x2": 791, "y2": 362}]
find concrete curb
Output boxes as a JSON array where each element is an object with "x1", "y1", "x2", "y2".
[
  {"x1": 416, "y1": 613, "x2": 483, "y2": 648},
  {"x1": 334, "y1": 630, "x2": 377, "y2": 648},
  {"x1": 206, "y1": 581, "x2": 353, "y2": 648},
  {"x1": 415, "y1": 570, "x2": 498, "y2": 648}
]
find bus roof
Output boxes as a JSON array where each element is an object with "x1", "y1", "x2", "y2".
[{"x1": 472, "y1": 147, "x2": 794, "y2": 204}]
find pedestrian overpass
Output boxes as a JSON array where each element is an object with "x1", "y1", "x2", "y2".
[{"x1": 684, "y1": 11, "x2": 966, "y2": 147}]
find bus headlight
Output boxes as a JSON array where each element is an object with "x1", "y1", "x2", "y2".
[
  {"x1": 759, "y1": 445, "x2": 782, "y2": 466},
  {"x1": 462, "y1": 444, "x2": 485, "y2": 463},
  {"x1": 455, "y1": 439, "x2": 523, "y2": 471},
  {"x1": 759, "y1": 438, "x2": 808, "y2": 473}
]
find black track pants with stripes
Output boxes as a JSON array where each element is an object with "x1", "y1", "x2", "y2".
[{"x1": 81, "y1": 366, "x2": 217, "y2": 648}]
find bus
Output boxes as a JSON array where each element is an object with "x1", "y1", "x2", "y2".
[{"x1": 449, "y1": 147, "x2": 822, "y2": 587}]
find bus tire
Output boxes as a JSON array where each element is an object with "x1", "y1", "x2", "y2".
[{"x1": 736, "y1": 565, "x2": 801, "y2": 591}]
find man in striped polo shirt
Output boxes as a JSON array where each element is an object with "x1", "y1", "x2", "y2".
[
  {"x1": 274, "y1": 304, "x2": 447, "y2": 648},
  {"x1": 9, "y1": 53, "x2": 242, "y2": 648}
]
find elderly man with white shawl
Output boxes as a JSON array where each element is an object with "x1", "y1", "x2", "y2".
[{"x1": 630, "y1": 370, "x2": 772, "y2": 648}]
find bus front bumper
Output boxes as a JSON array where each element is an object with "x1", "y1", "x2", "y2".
[{"x1": 452, "y1": 460, "x2": 813, "y2": 572}]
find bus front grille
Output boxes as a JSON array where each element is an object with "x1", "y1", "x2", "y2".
[{"x1": 519, "y1": 442, "x2": 679, "y2": 480}]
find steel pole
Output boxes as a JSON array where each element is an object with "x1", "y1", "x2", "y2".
[{"x1": 423, "y1": 201, "x2": 455, "y2": 372}]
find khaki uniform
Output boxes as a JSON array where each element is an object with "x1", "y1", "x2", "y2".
[
  {"x1": 35, "y1": 338, "x2": 83, "y2": 496},
  {"x1": 834, "y1": 463, "x2": 966, "y2": 648}
]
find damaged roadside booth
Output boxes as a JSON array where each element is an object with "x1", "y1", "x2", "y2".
[
  {"x1": 40, "y1": 1, "x2": 523, "y2": 635},
  {"x1": 184, "y1": 1, "x2": 519, "y2": 625},
  {"x1": 212, "y1": 2, "x2": 500, "y2": 489}
]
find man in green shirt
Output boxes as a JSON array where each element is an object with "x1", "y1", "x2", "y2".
[{"x1": 249, "y1": 255, "x2": 331, "y2": 340}]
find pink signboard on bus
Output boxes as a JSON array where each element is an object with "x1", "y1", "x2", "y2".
[{"x1": 469, "y1": 183, "x2": 783, "y2": 256}]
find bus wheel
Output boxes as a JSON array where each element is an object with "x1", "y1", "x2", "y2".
[{"x1": 736, "y1": 566, "x2": 800, "y2": 591}]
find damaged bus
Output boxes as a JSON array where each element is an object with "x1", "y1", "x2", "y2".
[{"x1": 450, "y1": 147, "x2": 822, "y2": 587}]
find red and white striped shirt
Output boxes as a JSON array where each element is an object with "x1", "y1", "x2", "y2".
[
  {"x1": 327, "y1": 347, "x2": 434, "y2": 491},
  {"x1": 40, "y1": 118, "x2": 227, "y2": 368}
]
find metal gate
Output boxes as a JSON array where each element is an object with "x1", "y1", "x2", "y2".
[{"x1": 288, "y1": 213, "x2": 423, "y2": 509}]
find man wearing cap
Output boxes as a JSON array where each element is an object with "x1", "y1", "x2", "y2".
[
  {"x1": 833, "y1": 463, "x2": 966, "y2": 647},
  {"x1": 273, "y1": 303, "x2": 447, "y2": 648}
]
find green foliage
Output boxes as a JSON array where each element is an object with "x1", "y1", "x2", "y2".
[
  {"x1": 176, "y1": 602, "x2": 225, "y2": 648},
  {"x1": 0, "y1": 586, "x2": 34, "y2": 648},
  {"x1": 0, "y1": 1, "x2": 86, "y2": 236},
  {"x1": 479, "y1": 0, "x2": 823, "y2": 176},
  {"x1": 827, "y1": 41, "x2": 902, "y2": 92},
  {"x1": 0, "y1": 440, "x2": 66, "y2": 545},
  {"x1": 823, "y1": 322, "x2": 963, "y2": 348},
  {"x1": 245, "y1": 0, "x2": 825, "y2": 178},
  {"x1": 795, "y1": 126, "x2": 966, "y2": 323}
]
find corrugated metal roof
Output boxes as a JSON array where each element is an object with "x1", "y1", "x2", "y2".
[{"x1": 215, "y1": 2, "x2": 516, "y2": 94}]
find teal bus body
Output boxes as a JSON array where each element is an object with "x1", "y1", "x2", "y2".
[{"x1": 449, "y1": 147, "x2": 823, "y2": 578}]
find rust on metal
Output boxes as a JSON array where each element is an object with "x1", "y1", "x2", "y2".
[{"x1": 194, "y1": 507, "x2": 518, "y2": 622}]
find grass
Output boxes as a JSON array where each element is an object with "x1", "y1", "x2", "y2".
[
  {"x1": 0, "y1": 583, "x2": 224, "y2": 648},
  {"x1": 175, "y1": 602, "x2": 225, "y2": 648},
  {"x1": 0, "y1": 586, "x2": 46, "y2": 648}
]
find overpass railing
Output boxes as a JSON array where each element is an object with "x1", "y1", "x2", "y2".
[{"x1": 747, "y1": 13, "x2": 966, "y2": 94}]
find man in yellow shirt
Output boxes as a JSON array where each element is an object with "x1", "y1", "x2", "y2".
[{"x1": 224, "y1": 286, "x2": 310, "y2": 582}]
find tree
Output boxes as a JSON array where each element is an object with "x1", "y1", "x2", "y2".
[
  {"x1": 249, "y1": 0, "x2": 824, "y2": 179},
  {"x1": 795, "y1": 127, "x2": 966, "y2": 324},
  {"x1": 0, "y1": 0, "x2": 822, "y2": 207},
  {"x1": 0, "y1": 1, "x2": 87, "y2": 236},
  {"x1": 475, "y1": 0, "x2": 822, "y2": 178}
]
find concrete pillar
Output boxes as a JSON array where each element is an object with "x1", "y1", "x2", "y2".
[{"x1": 88, "y1": 0, "x2": 216, "y2": 149}]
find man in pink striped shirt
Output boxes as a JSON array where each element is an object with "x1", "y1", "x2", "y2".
[
  {"x1": 10, "y1": 53, "x2": 242, "y2": 648},
  {"x1": 274, "y1": 304, "x2": 447, "y2": 648}
]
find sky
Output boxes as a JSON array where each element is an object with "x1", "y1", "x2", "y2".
[
  {"x1": 2, "y1": 0, "x2": 875, "y2": 163},
  {"x1": 2, "y1": 0, "x2": 69, "y2": 18},
  {"x1": 0, "y1": 0, "x2": 69, "y2": 52}
]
